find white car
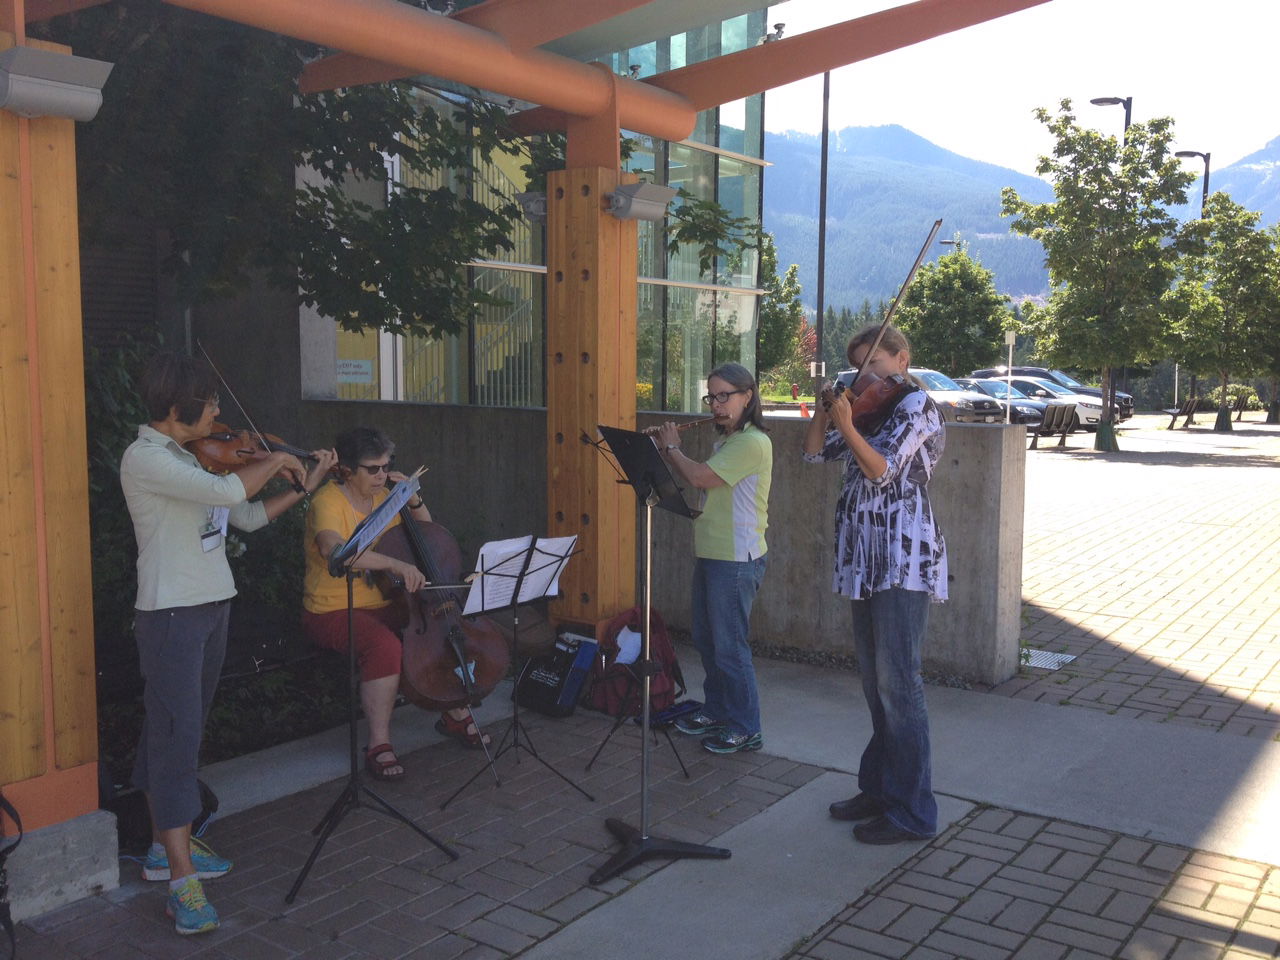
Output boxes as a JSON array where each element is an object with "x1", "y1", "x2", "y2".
[{"x1": 1005, "y1": 376, "x2": 1109, "y2": 431}]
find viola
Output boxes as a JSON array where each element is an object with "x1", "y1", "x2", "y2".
[{"x1": 376, "y1": 508, "x2": 510, "y2": 712}]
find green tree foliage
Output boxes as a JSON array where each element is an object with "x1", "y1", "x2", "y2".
[
  {"x1": 756, "y1": 234, "x2": 806, "y2": 375},
  {"x1": 822, "y1": 301, "x2": 883, "y2": 374},
  {"x1": 1001, "y1": 100, "x2": 1194, "y2": 449},
  {"x1": 1166, "y1": 194, "x2": 1280, "y2": 430},
  {"x1": 894, "y1": 245, "x2": 1011, "y2": 375},
  {"x1": 36, "y1": 2, "x2": 521, "y2": 338}
]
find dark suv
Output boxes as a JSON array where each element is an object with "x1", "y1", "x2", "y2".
[{"x1": 968, "y1": 366, "x2": 1134, "y2": 421}]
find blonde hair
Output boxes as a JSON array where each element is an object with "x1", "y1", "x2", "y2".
[{"x1": 845, "y1": 324, "x2": 924, "y2": 389}]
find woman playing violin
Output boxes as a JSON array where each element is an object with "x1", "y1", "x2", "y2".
[
  {"x1": 121, "y1": 352, "x2": 335, "y2": 936},
  {"x1": 802, "y1": 324, "x2": 947, "y2": 846},
  {"x1": 301, "y1": 426, "x2": 489, "y2": 783}
]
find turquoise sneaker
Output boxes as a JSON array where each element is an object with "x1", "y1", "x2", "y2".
[
  {"x1": 165, "y1": 875, "x2": 219, "y2": 935},
  {"x1": 143, "y1": 837, "x2": 233, "y2": 881}
]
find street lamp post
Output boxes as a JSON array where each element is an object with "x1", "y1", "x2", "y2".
[
  {"x1": 1088, "y1": 95, "x2": 1134, "y2": 453},
  {"x1": 1174, "y1": 149, "x2": 1211, "y2": 216}
]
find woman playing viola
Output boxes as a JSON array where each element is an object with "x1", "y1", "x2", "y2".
[
  {"x1": 301, "y1": 426, "x2": 489, "y2": 782},
  {"x1": 803, "y1": 324, "x2": 948, "y2": 845}
]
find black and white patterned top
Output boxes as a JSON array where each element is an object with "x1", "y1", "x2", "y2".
[{"x1": 803, "y1": 389, "x2": 948, "y2": 601}]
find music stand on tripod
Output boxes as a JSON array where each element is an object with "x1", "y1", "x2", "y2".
[
  {"x1": 440, "y1": 534, "x2": 595, "y2": 810},
  {"x1": 286, "y1": 474, "x2": 458, "y2": 904},
  {"x1": 587, "y1": 425, "x2": 731, "y2": 884}
]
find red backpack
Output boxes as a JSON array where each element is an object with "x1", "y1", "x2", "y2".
[{"x1": 583, "y1": 606, "x2": 685, "y2": 717}]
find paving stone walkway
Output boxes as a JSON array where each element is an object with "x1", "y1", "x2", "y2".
[
  {"x1": 16, "y1": 710, "x2": 824, "y2": 959},
  {"x1": 789, "y1": 806, "x2": 1280, "y2": 960},
  {"x1": 992, "y1": 414, "x2": 1280, "y2": 741}
]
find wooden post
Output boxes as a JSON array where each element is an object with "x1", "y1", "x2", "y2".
[{"x1": 0, "y1": 27, "x2": 99, "y2": 834}]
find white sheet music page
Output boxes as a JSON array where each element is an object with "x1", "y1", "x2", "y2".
[
  {"x1": 525, "y1": 535, "x2": 577, "y2": 604},
  {"x1": 464, "y1": 536, "x2": 534, "y2": 615}
]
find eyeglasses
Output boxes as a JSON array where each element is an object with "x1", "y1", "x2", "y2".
[
  {"x1": 194, "y1": 394, "x2": 220, "y2": 407},
  {"x1": 356, "y1": 459, "x2": 394, "y2": 475},
  {"x1": 701, "y1": 389, "x2": 746, "y2": 406}
]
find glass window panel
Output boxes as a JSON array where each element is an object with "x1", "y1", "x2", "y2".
[
  {"x1": 637, "y1": 283, "x2": 665, "y2": 411},
  {"x1": 666, "y1": 143, "x2": 716, "y2": 283},
  {"x1": 716, "y1": 155, "x2": 761, "y2": 288},
  {"x1": 403, "y1": 333, "x2": 467, "y2": 404},
  {"x1": 336, "y1": 328, "x2": 380, "y2": 400},
  {"x1": 710, "y1": 290, "x2": 759, "y2": 371},
  {"x1": 719, "y1": 99, "x2": 747, "y2": 154},
  {"x1": 664, "y1": 286, "x2": 715, "y2": 412},
  {"x1": 627, "y1": 41, "x2": 657, "y2": 79},
  {"x1": 721, "y1": 14, "x2": 752, "y2": 55},
  {"x1": 470, "y1": 267, "x2": 545, "y2": 407}
]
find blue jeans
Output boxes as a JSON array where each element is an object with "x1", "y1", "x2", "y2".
[
  {"x1": 851, "y1": 588, "x2": 937, "y2": 837},
  {"x1": 691, "y1": 555, "x2": 767, "y2": 737}
]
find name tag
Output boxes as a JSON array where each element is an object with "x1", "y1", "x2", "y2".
[
  {"x1": 201, "y1": 506, "x2": 230, "y2": 553},
  {"x1": 200, "y1": 528, "x2": 223, "y2": 553}
]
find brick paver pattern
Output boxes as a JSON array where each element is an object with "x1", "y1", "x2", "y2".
[
  {"x1": 790, "y1": 806, "x2": 1280, "y2": 960},
  {"x1": 991, "y1": 415, "x2": 1280, "y2": 741},
  {"x1": 17, "y1": 709, "x2": 823, "y2": 960}
]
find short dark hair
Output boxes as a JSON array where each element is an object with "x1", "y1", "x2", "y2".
[
  {"x1": 708, "y1": 362, "x2": 766, "y2": 434},
  {"x1": 334, "y1": 427, "x2": 395, "y2": 476},
  {"x1": 140, "y1": 351, "x2": 219, "y2": 425}
]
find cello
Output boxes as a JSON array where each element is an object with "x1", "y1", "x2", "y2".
[{"x1": 375, "y1": 488, "x2": 510, "y2": 713}]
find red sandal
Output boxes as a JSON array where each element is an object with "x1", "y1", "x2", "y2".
[
  {"x1": 364, "y1": 743, "x2": 404, "y2": 780},
  {"x1": 434, "y1": 712, "x2": 490, "y2": 750}
]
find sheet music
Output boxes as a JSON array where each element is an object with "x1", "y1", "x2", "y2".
[
  {"x1": 346, "y1": 476, "x2": 419, "y2": 558},
  {"x1": 463, "y1": 534, "x2": 578, "y2": 615}
]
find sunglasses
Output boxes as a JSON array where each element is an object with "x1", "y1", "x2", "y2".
[
  {"x1": 356, "y1": 459, "x2": 394, "y2": 475},
  {"x1": 702, "y1": 389, "x2": 746, "y2": 406}
]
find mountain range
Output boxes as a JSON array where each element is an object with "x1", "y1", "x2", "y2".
[{"x1": 762, "y1": 125, "x2": 1280, "y2": 313}]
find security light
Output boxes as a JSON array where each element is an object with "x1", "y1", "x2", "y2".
[
  {"x1": 606, "y1": 182, "x2": 677, "y2": 222},
  {"x1": 515, "y1": 191, "x2": 546, "y2": 223},
  {"x1": 0, "y1": 46, "x2": 113, "y2": 122}
]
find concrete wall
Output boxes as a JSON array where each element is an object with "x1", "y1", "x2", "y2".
[
  {"x1": 642, "y1": 416, "x2": 1026, "y2": 686},
  {"x1": 277, "y1": 400, "x2": 1026, "y2": 686}
]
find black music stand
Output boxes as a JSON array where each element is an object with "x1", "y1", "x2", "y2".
[
  {"x1": 286, "y1": 479, "x2": 458, "y2": 904},
  {"x1": 588, "y1": 425, "x2": 731, "y2": 884},
  {"x1": 440, "y1": 534, "x2": 594, "y2": 810}
]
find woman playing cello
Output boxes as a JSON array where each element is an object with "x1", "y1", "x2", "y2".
[{"x1": 301, "y1": 426, "x2": 489, "y2": 781}]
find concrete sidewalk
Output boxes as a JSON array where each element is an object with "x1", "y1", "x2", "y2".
[{"x1": 17, "y1": 413, "x2": 1280, "y2": 960}]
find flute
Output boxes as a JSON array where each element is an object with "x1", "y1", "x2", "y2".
[{"x1": 642, "y1": 415, "x2": 716, "y2": 438}]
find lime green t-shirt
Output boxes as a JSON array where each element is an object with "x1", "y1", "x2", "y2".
[{"x1": 693, "y1": 423, "x2": 772, "y2": 562}]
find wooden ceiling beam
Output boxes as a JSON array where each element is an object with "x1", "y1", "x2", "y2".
[{"x1": 299, "y1": 0, "x2": 651, "y2": 95}]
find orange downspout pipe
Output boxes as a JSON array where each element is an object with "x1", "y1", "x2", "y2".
[{"x1": 165, "y1": 0, "x2": 697, "y2": 142}]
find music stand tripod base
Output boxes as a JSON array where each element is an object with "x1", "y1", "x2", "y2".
[{"x1": 589, "y1": 818, "x2": 730, "y2": 885}]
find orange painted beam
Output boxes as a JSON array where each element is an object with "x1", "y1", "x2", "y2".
[
  {"x1": 512, "y1": 0, "x2": 1053, "y2": 134},
  {"x1": 25, "y1": 0, "x2": 111, "y2": 23},
  {"x1": 301, "y1": 0, "x2": 650, "y2": 94},
  {"x1": 650, "y1": 0, "x2": 1053, "y2": 112},
  {"x1": 167, "y1": 0, "x2": 695, "y2": 141}
]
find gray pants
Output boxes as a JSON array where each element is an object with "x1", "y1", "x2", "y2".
[{"x1": 131, "y1": 600, "x2": 230, "y2": 831}]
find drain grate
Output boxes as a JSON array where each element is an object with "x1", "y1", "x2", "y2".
[{"x1": 1024, "y1": 649, "x2": 1077, "y2": 671}]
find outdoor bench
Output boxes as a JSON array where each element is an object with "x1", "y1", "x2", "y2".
[
  {"x1": 1162, "y1": 395, "x2": 1198, "y2": 429},
  {"x1": 1028, "y1": 403, "x2": 1074, "y2": 450}
]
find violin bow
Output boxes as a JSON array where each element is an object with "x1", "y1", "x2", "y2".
[
  {"x1": 195, "y1": 339, "x2": 275, "y2": 454},
  {"x1": 844, "y1": 218, "x2": 943, "y2": 395}
]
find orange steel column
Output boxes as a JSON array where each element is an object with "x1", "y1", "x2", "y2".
[
  {"x1": 0, "y1": 25, "x2": 99, "y2": 835},
  {"x1": 546, "y1": 71, "x2": 637, "y2": 624}
]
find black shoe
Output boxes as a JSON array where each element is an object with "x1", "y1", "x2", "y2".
[
  {"x1": 828, "y1": 793, "x2": 886, "y2": 822},
  {"x1": 852, "y1": 815, "x2": 932, "y2": 845}
]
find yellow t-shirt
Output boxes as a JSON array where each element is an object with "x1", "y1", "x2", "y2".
[{"x1": 302, "y1": 482, "x2": 403, "y2": 614}]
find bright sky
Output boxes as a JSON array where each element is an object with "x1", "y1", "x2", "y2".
[{"x1": 763, "y1": 0, "x2": 1280, "y2": 177}]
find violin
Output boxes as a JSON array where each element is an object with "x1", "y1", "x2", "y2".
[
  {"x1": 821, "y1": 374, "x2": 917, "y2": 436},
  {"x1": 376, "y1": 494, "x2": 510, "y2": 712},
  {"x1": 186, "y1": 423, "x2": 320, "y2": 475}
]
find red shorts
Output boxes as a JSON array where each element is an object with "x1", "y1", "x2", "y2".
[{"x1": 302, "y1": 604, "x2": 405, "y2": 682}]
